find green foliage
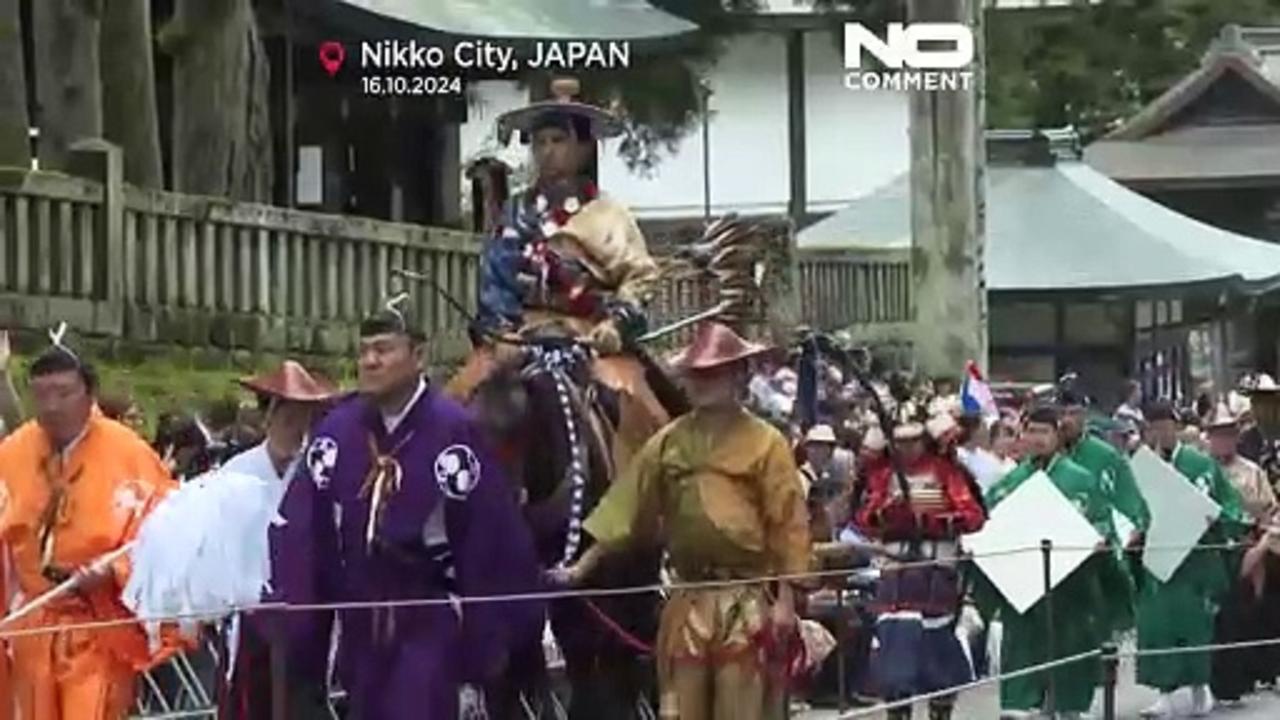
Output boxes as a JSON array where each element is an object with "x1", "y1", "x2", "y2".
[
  {"x1": 986, "y1": 0, "x2": 1280, "y2": 140},
  {"x1": 573, "y1": 58, "x2": 708, "y2": 175},
  {"x1": 8, "y1": 355, "x2": 245, "y2": 435}
]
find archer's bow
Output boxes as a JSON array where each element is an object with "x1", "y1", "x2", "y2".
[{"x1": 841, "y1": 344, "x2": 923, "y2": 558}]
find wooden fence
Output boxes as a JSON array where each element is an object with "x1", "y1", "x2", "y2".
[
  {"x1": 796, "y1": 248, "x2": 913, "y2": 330},
  {"x1": 0, "y1": 143, "x2": 484, "y2": 362},
  {"x1": 0, "y1": 142, "x2": 911, "y2": 362}
]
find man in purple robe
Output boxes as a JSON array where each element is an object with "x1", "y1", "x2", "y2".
[{"x1": 270, "y1": 301, "x2": 544, "y2": 719}]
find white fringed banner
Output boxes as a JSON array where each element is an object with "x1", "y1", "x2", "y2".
[{"x1": 121, "y1": 469, "x2": 284, "y2": 646}]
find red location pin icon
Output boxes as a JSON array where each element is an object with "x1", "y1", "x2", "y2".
[{"x1": 319, "y1": 41, "x2": 345, "y2": 77}]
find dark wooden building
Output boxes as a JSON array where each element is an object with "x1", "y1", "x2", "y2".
[
  {"x1": 1086, "y1": 23, "x2": 1280, "y2": 384},
  {"x1": 1086, "y1": 24, "x2": 1280, "y2": 244},
  {"x1": 156, "y1": 0, "x2": 695, "y2": 227}
]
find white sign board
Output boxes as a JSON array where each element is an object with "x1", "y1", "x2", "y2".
[
  {"x1": 964, "y1": 470, "x2": 1102, "y2": 614},
  {"x1": 1130, "y1": 446, "x2": 1221, "y2": 583},
  {"x1": 957, "y1": 446, "x2": 1010, "y2": 493},
  {"x1": 1112, "y1": 509, "x2": 1136, "y2": 547}
]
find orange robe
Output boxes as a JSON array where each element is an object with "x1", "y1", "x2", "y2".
[
  {"x1": 1, "y1": 548, "x2": 11, "y2": 720},
  {"x1": 0, "y1": 414, "x2": 178, "y2": 720}
]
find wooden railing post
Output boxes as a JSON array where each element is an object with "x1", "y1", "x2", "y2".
[{"x1": 68, "y1": 139, "x2": 124, "y2": 305}]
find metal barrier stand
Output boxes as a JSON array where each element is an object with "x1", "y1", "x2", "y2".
[
  {"x1": 1040, "y1": 538, "x2": 1056, "y2": 716},
  {"x1": 1100, "y1": 641, "x2": 1119, "y2": 720},
  {"x1": 836, "y1": 586, "x2": 848, "y2": 715}
]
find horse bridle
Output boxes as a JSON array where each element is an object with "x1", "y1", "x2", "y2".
[{"x1": 519, "y1": 341, "x2": 596, "y2": 568}]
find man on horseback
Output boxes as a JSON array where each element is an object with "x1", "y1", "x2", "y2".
[
  {"x1": 443, "y1": 76, "x2": 688, "y2": 719},
  {"x1": 445, "y1": 76, "x2": 670, "y2": 466}
]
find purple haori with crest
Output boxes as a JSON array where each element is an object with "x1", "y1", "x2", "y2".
[{"x1": 268, "y1": 381, "x2": 544, "y2": 719}]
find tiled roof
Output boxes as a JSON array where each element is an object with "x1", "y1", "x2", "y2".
[
  {"x1": 335, "y1": 0, "x2": 697, "y2": 39},
  {"x1": 798, "y1": 133, "x2": 1280, "y2": 294},
  {"x1": 1102, "y1": 25, "x2": 1280, "y2": 142},
  {"x1": 1085, "y1": 124, "x2": 1280, "y2": 181}
]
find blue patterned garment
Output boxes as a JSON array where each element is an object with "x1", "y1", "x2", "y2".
[{"x1": 477, "y1": 199, "x2": 539, "y2": 333}]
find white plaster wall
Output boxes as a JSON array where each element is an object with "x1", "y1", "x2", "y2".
[
  {"x1": 596, "y1": 32, "x2": 792, "y2": 219},
  {"x1": 802, "y1": 31, "x2": 909, "y2": 210},
  {"x1": 457, "y1": 31, "x2": 910, "y2": 220},
  {"x1": 756, "y1": 0, "x2": 818, "y2": 14}
]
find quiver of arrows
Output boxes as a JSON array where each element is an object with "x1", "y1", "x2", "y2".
[{"x1": 662, "y1": 214, "x2": 768, "y2": 330}]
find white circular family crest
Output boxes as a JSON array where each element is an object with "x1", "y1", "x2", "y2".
[
  {"x1": 435, "y1": 444, "x2": 481, "y2": 500},
  {"x1": 307, "y1": 436, "x2": 340, "y2": 489},
  {"x1": 112, "y1": 481, "x2": 148, "y2": 520},
  {"x1": 1071, "y1": 496, "x2": 1089, "y2": 517}
]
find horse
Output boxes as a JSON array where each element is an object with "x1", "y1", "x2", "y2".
[{"x1": 469, "y1": 326, "x2": 686, "y2": 720}]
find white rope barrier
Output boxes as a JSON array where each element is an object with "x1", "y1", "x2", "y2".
[
  {"x1": 72, "y1": 537, "x2": 1280, "y2": 719},
  {"x1": 123, "y1": 632, "x2": 1280, "y2": 719},
  {"x1": 1124, "y1": 634, "x2": 1280, "y2": 658},
  {"x1": 0, "y1": 538, "x2": 1260, "y2": 640}
]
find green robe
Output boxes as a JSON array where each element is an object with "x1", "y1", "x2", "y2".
[
  {"x1": 974, "y1": 453, "x2": 1118, "y2": 713},
  {"x1": 1135, "y1": 444, "x2": 1251, "y2": 691},
  {"x1": 1067, "y1": 433, "x2": 1151, "y2": 532},
  {"x1": 1066, "y1": 433, "x2": 1152, "y2": 634}
]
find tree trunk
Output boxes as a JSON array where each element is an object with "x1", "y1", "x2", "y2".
[
  {"x1": 0, "y1": 0, "x2": 28, "y2": 167},
  {"x1": 0, "y1": 0, "x2": 30, "y2": 168},
  {"x1": 165, "y1": 0, "x2": 273, "y2": 201},
  {"x1": 101, "y1": 0, "x2": 162, "y2": 187},
  {"x1": 907, "y1": 0, "x2": 987, "y2": 378},
  {"x1": 32, "y1": 0, "x2": 101, "y2": 173}
]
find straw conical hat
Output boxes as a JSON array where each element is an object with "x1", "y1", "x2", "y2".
[{"x1": 497, "y1": 77, "x2": 623, "y2": 145}]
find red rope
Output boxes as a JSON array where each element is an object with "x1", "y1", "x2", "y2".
[{"x1": 579, "y1": 597, "x2": 654, "y2": 655}]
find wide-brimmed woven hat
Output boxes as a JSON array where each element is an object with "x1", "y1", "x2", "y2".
[
  {"x1": 669, "y1": 322, "x2": 772, "y2": 372},
  {"x1": 239, "y1": 361, "x2": 338, "y2": 403},
  {"x1": 805, "y1": 424, "x2": 837, "y2": 444},
  {"x1": 1205, "y1": 403, "x2": 1240, "y2": 431},
  {"x1": 497, "y1": 77, "x2": 624, "y2": 145}
]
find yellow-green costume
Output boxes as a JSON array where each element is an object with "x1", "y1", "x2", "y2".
[
  {"x1": 974, "y1": 454, "x2": 1118, "y2": 714},
  {"x1": 1136, "y1": 443, "x2": 1250, "y2": 691},
  {"x1": 584, "y1": 408, "x2": 811, "y2": 720}
]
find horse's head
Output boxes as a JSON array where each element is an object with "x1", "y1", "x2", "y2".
[{"x1": 471, "y1": 356, "x2": 530, "y2": 442}]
